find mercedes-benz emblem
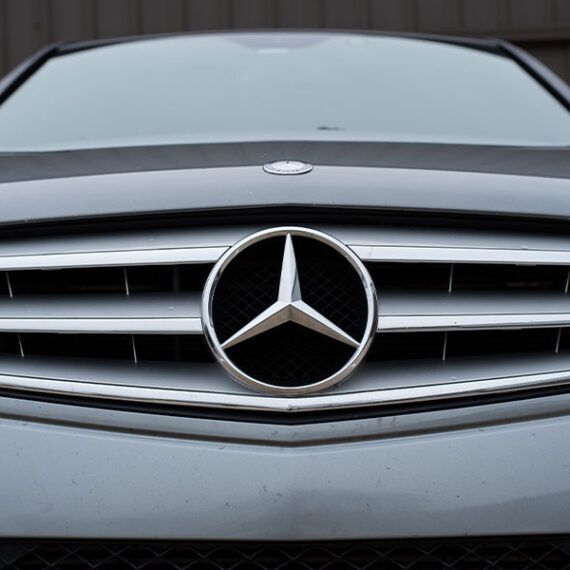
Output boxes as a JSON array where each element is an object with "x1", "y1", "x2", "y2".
[
  {"x1": 202, "y1": 227, "x2": 377, "y2": 396},
  {"x1": 263, "y1": 160, "x2": 313, "y2": 175}
]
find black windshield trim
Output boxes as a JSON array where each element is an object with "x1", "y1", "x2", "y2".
[{"x1": 53, "y1": 29, "x2": 505, "y2": 58}]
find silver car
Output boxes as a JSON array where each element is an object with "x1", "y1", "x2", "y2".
[{"x1": 1, "y1": 30, "x2": 570, "y2": 569}]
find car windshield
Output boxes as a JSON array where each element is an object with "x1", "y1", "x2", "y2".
[{"x1": 0, "y1": 32, "x2": 569, "y2": 151}]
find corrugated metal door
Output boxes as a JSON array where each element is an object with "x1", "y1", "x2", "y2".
[{"x1": 0, "y1": 0, "x2": 568, "y2": 81}]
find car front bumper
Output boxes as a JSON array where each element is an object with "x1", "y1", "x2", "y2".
[{"x1": 1, "y1": 392, "x2": 570, "y2": 540}]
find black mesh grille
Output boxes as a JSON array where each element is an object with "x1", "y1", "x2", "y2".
[
  {"x1": 453, "y1": 264, "x2": 568, "y2": 291},
  {"x1": 446, "y1": 329, "x2": 559, "y2": 359},
  {"x1": 0, "y1": 333, "x2": 19, "y2": 355},
  {"x1": 368, "y1": 263, "x2": 451, "y2": 291},
  {"x1": 368, "y1": 332, "x2": 446, "y2": 361},
  {"x1": 9, "y1": 267, "x2": 126, "y2": 295},
  {"x1": 127, "y1": 265, "x2": 211, "y2": 294},
  {"x1": 1, "y1": 261, "x2": 570, "y2": 365},
  {"x1": 211, "y1": 235, "x2": 368, "y2": 387},
  {"x1": 6, "y1": 333, "x2": 213, "y2": 363},
  {"x1": 6, "y1": 265, "x2": 210, "y2": 296},
  {"x1": 367, "y1": 262, "x2": 569, "y2": 292},
  {"x1": 212, "y1": 238, "x2": 282, "y2": 343},
  {"x1": 2, "y1": 539, "x2": 570, "y2": 569},
  {"x1": 226, "y1": 323, "x2": 355, "y2": 387},
  {"x1": 0, "y1": 264, "x2": 213, "y2": 364},
  {"x1": 295, "y1": 238, "x2": 367, "y2": 340},
  {"x1": 0, "y1": 329, "x2": 564, "y2": 365},
  {"x1": 368, "y1": 329, "x2": 565, "y2": 362},
  {"x1": 0, "y1": 273, "x2": 8, "y2": 296},
  {"x1": 366, "y1": 261, "x2": 570, "y2": 362}
]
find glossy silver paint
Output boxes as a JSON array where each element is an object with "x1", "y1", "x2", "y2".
[
  {"x1": 1, "y1": 164, "x2": 570, "y2": 230},
  {"x1": 2, "y1": 393, "x2": 570, "y2": 538}
]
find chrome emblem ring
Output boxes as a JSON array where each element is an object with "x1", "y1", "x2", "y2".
[
  {"x1": 202, "y1": 227, "x2": 377, "y2": 396},
  {"x1": 263, "y1": 160, "x2": 313, "y2": 175}
]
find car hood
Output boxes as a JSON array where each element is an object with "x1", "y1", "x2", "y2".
[{"x1": 0, "y1": 141, "x2": 569, "y2": 228}]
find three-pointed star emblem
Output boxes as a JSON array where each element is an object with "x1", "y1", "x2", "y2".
[{"x1": 221, "y1": 234, "x2": 360, "y2": 350}]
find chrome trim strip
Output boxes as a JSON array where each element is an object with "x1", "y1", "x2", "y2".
[
  {"x1": 351, "y1": 245, "x2": 570, "y2": 265},
  {"x1": 2, "y1": 236, "x2": 570, "y2": 271},
  {"x1": 0, "y1": 246, "x2": 227, "y2": 271},
  {"x1": 0, "y1": 368, "x2": 569, "y2": 413},
  {"x1": 3, "y1": 290, "x2": 570, "y2": 334},
  {"x1": 0, "y1": 294, "x2": 203, "y2": 334},
  {"x1": 379, "y1": 313, "x2": 570, "y2": 332},
  {"x1": 5, "y1": 314, "x2": 570, "y2": 335},
  {"x1": 5, "y1": 312, "x2": 570, "y2": 335},
  {"x1": 0, "y1": 317, "x2": 202, "y2": 334},
  {"x1": 377, "y1": 293, "x2": 570, "y2": 332},
  {"x1": 2, "y1": 244, "x2": 570, "y2": 271}
]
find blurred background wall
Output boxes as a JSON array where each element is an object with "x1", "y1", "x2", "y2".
[{"x1": 1, "y1": 0, "x2": 569, "y2": 82}]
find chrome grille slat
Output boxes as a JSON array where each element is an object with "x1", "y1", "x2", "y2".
[
  {"x1": 4, "y1": 226, "x2": 570, "y2": 270},
  {"x1": 2, "y1": 359, "x2": 570, "y2": 413},
  {"x1": 378, "y1": 292, "x2": 570, "y2": 333},
  {"x1": 1, "y1": 351, "x2": 567, "y2": 394},
  {"x1": 5, "y1": 244, "x2": 570, "y2": 271},
  {"x1": 352, "y1": 245, "x2": 570, "y2": 265},
  {"x1": 0, "y1": 294, "x2": 202, "y2": 334},
  {"x1": 1, "y1": 224, "x2": 570, "y2": 413},
  {"x1": 1, "y1": 292, "x2": 570, "y2": 335},
  {"x1": 0, "y1": 246, "x2": 227, "y2": 271}
]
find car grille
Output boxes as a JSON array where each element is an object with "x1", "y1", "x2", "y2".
[
  {"x1": 2, "y1": 224, "x2": 570, "y2": 416},
  {"x1": 2, "y1": 538, "x2": 570, "y2": 569}
]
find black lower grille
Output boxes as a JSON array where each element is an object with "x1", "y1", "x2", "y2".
[
  {"x1": 2, "y1": 539, "x2": 570, "y2": 569},
  {"x1": 0, "y1": 329, "x2": 567, "y2": 364}
]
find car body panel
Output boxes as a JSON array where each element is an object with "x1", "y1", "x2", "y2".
[
  {"x1": 1, "y1": 159, "x2": 570, "y2": 230},
  {"x1": 1, "y1": 393, "x2": 570, "y2": 539}
]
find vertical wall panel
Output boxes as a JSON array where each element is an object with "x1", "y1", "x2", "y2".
[
  {"x1": 369, "y1": 0, "x2": 413, "y2": 31},
  {"x1": 508, "y1": 0, "x2": 555, "y2": 30},
  {"x1": 553, "y1": 0, "x2": 570, "y2": 28},
  {"x1": 0, "y1": 0, "x2": 568, "y2": 81},
  {"x1": 95, "y1": 0, "x2": 139, "y2": 38},
  {"x1": 230, "y1": 0, "x2": 276, "y2": 28},
  {"x1": 0, "y1": 0, "x2": 7, "y2": 76},
  {"x1": 416, "y1": 0, "x2": 462, "y2": 32},
  {"x1": 323, "y1": 0, "x2": 369, "y2": 29},
  {"x1": 462, "y1": 0, "x2": 508, "y2": 32},
  {"x1": 185, "y1": 0, "x2": 230, "y2": 30},
  {"x1": 277, "y1": 0, "x2": 322, "y2": 28},
  {"x1": 50, "y1": 0, "x2": 94, "y2": 41},
  {"x1": 3, "y1": 0, "x2": 50, "y2": 70},
  {"x1": 140, "y1": 0, "x2": 184, "y2": 33}
]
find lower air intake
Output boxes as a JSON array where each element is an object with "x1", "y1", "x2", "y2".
[{"x1": 2, "y1": 539, "x2": 570, "y2": 569}]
